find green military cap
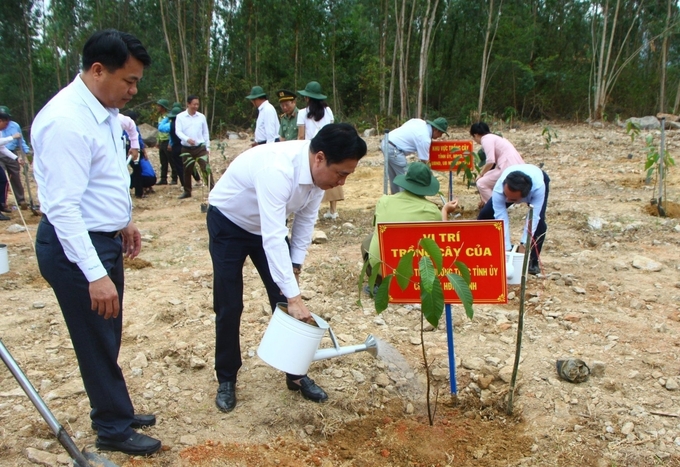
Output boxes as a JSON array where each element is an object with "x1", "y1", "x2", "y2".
[
  {"x1": 427, "y1": 117, "x2": 449, "y2": 135},
  {"x1": 276, "y1": 90, "x2": 296, "y2": 102},
  {"x1": 156, "y1": 99, "x2": 171, "y2": 110},
  {"x1": 246, "y1": 86, "x2": 267, "y2": 100}
]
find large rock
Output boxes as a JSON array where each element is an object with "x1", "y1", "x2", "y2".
[
  {"x1": 626, "y1": 116, "x2": 660, "y2": 130},
  {"x1": 138, "y1": 123, "x2": 158, "y2": 148}
]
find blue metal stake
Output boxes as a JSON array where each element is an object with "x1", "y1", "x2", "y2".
[{"x1": 445, "y1": 303, "x2": 457, "y2": 394}]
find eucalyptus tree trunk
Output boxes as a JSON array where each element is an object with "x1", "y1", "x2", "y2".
[
  {"x1": 379, "y1": 0, "x2": 388, "y2": 113},
  {"x1": 159, "y1": 0, "x2": 180, "y2": 102},
  {"x1": 202, "y1": 0, "x2": 215, "y2": 124},
  {"x1": 177, "y1": 0, "x2": 189, "y2": 101},
  {"x1": 477, "y1": 0, "x2": 502, "y2": 119},
  {"x1": 659, "y1": 0, "x2": 671, "y2": 114},
  {"x1": 416, "y1": 0, "x2": 440, "y2": 118}
]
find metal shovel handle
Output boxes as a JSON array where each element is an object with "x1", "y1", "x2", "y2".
[{"x1": 0, "y1": 338, "x2": 94, "y2": 467}]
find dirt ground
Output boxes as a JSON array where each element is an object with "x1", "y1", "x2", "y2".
[{"x1": 2, "y1": 123, "x2": 680, "y2": 467}]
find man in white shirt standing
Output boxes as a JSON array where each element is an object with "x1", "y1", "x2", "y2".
[
  {"x1": 31, "y1": 29, "x2": 161, "y2": 456},
  {"x1": 207, "y1": 123, "x2": 367, "y2": 412},
  {"x1": 246, "y1": 86, "x2": 280, "y2": 147},
  {"x1": 175, "y1": 95, "x2": 213, "y2": 199},
  {"x1": 382, "y1": 117, "x2": 448, "y2": 194}
]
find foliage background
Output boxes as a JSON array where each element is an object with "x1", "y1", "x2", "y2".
[{"x1": 2, "y1": 0, "x2": 680, "y2": 135}]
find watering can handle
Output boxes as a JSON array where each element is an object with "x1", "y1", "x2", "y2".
[{"x1": 327, "y1": 326, "x2": 341, "y2": 350}]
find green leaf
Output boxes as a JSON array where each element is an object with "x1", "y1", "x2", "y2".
[
  {"x1": 447, "y1": 274, "x2": 474, "y2": 319},
  {"x1": 418, "y1": 237, "x2": 442, "y2": 272},
  {"x1": 454, "y1": 261, "x2": 471, "y2": 284},
  {"x1": 375, "y1": 275, "x2": 392, "y2": 313},
  {"x1": 368, "y1": 259, "x2": 381, "y2": 297},
  {"x1": 357, "y1": 259, "x2": 370, "y2": 306},
  {"x1": 421, "y1": 278, "x2": 444, "y2": 328},
  {"x1": 395, "y1": 251, "x2": 414, "y2": 291},
  {"x1": 419, "y1": 256, "x2": 436, "y2": 293}
]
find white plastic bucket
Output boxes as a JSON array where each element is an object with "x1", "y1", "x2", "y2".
[
  {"x1": 0, "y1": 244, "x2": 8, "y2": 275},
  {"x1": 505, "y1": 248, "x2": 526, "y2": 285},
  {"x1": 257, "y1": 304, "x2": 329, "y2": 375}
]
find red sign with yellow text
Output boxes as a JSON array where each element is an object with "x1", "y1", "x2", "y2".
[
  {"x1": 377, "y1": 220, "x2": 508, "y2": 304},
  {"x1": 429, "y1": 140, "x2": 474, "y2": 172}
]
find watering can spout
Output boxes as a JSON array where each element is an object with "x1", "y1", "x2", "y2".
[{"x1": 311, "y1": 334, "x2": 379, "y2": 362}]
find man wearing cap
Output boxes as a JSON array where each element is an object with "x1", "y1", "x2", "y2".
[
  {"x1": 246, "y1": 86, "x2": 280, "y2": 147},
  {"x1": 175, "y1": 95, "x2": 213, "y2": 199},
  {"x1": 0, "y1": 105, "x2": 28, "y2": 210},
  {"x1": 362, "y1": 163, "x2": 458, "y2": 282},
  {"x1": 155, "y1": 99, "x2": 177, "y2": 185},
  {"x1": 381, "y1": 117, "x2": 448, "y2": 195},
  {"x1": 277, "y1": 90, "x2": 298, "y2": 142}
]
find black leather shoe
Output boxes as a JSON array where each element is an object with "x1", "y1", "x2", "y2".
[
  {"x1": 216, "y1": 382, "x2": 236, "y2": 412},
  {"x1": 178, "y1": 192, "x2": 191, "y2": 199},
  {"x1": 0, "y1": 213, "x2": 9, "y2": 221},
  {"x1": 96, "y1": 432, "x2": 161, "y2": 456},
  {"x1": 91, "y1": 413, "x2": 156, "y2": 431},
  {"x1": 286, "y1": 376, "x2": 328, "y2": 402},
  {"x1": 528, "y1": 263, "x2": 541, "y2": 275},
  {"x1": 0, "y1": 205, "x2": 11, "y2": 213},
  {"x1": 157, "y1": 180, "x2": 168, "y2": 185}
]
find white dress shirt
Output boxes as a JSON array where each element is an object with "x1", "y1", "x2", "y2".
[
  {"x1": 0, "y1": 135, "x2": 18, "y2": 160},
  {"x1": 387, "y1": 118, "x2": 434, "y2": 161},
  {"x1": 297, "y1": 107, "x2": 334, "y2": 140},
  {"x1": 491, "y1": 164, "x2": 546, "y2": 250},
  {"x1": 117, "y1": 114, "x2": 140, "y2": 150},
  {"x1": 208, "y1": 140, "x2": 324, "y2": 298},
  {"x1": 175, "y1": 110, "x2": 210, "y2": 149},
  {"x1": 254, "y1": 100, "x2": 280, "y2": 143},
  {"x1": 31, "y1": 74, "x2": 132, "y2": 282}
]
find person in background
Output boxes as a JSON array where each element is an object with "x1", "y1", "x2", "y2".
[
  {"x1": 31, "y1": 28, "x2": 160, "y2": 456},
  {"x1": 0, "y1": 117, "x2": 20, "y2": 220},
  {"x1": 208, "y1": 123, "x2": 367, "y2": 412},
  {"x1": 477, "y1": 163, "x2": 549, "y2": 275},
  {"x1": 470, "y1": 122, "x2": 525, "y2": 206},
  {"x1": 119, "y1": 111, "x2": 146, "y2": 199},
  {"x1": 155, "y1": 99, "x2": 177, "y2": 185},
  {"x1": 277, "y1": 89, "x2": 298, "y2": 142},
  {"x1": 162, "y1": 105, "x2": 184, "y2": 189},
  {"x1": 247, "y1": 86, "x2": 280, "y2": 146},
  {"x1": 381, "y1": 117, "x2": 448, "y2": 194},
  {"x1": 361, "y1": 163, "x2": 458, "y2": 288},
  {"x1": 175, "y1": 95, "x2": 213, "y2": 199},
  {"x1": 296, "y1": 81, "x2": 340, "y2": 220},
  {"x1": 0, "y1": 105, "x2": 28, "y2": 210}
]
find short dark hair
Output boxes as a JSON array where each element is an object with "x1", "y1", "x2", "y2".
[
  {"x1": 82, "y1": 29, "x2": 151, "y2": 72},
  {"x1": 0, "y1": 113, "x2": 9, "y2": 121},
  {"x1": 504, "y1": 171, "x2": 533, "y2": 198},
  {"x1": 470, "y1": 122, "x2": 491, "y2": 137},
  {"x1": 122, "y1": 109, "x2": 140, "y2": 124},
  {"x1": 187, "y1": 95, "x2": 199, "y2": 104},
  {"x1": 310, "y1": 123, "x2": 367, "y2": 165}
]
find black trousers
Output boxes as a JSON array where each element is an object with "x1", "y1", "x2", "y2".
[
  {"x1": 169, "y1": 142, "x2": 185, "y2": 186},
  {"x1": 206, "y1": 206, "x2": 302, "y2": 384},
  {"x1": 36, "y1": 217, "x2": 135, "y2": 442},
  {"x1": 158, "y1": 140, "x2": 175, "y2": 182},
  {"x1": 478, "y1": 170, "x2": 550, "y2": 265}
]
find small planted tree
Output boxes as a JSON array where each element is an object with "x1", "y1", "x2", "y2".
[
  {"x1": 360, "y1": 237, "x2": 474, "y2": 425},
  {"x1": 183, "y1": 153, "x2": 212, "y2": 212}
]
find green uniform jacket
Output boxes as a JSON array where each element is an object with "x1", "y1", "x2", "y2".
[{"x1": 279, "y1": 108, "x2": 299, "y2": 141}]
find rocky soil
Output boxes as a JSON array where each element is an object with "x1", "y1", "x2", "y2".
[{"x1": 1, "y1": 123, "x2": 680, "y2": 466}]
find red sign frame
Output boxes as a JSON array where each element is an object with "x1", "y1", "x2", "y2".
[
  {"x1": 429, "y1": 140, "x2": 474, "y2": 172},
  {"x1": 377, "y1": 220, "x2": 508, "y2": 304}
]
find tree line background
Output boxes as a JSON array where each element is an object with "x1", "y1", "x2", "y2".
[{"x1": 2, "y1": 0, "x2": 680, "y2": 136}]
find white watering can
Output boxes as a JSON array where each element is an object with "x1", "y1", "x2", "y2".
[
  {"x1": 257, "y1": 303, "x2": 378, "y2": 375},
  {"x1": 505, "y1": 244, "x2": 527, "y2": 285}
]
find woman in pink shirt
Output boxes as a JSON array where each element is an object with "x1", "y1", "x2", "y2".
[{"x1": 470, "y1": 122, "x2": 525, "y2": 206}]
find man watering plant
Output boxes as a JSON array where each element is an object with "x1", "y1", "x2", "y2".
[
  {"x1": 477, "y1": 163, "x2": 550, "y2": 275},
  {"x1": 207, "y1": 123, "x2": 367, "y2": 412}
]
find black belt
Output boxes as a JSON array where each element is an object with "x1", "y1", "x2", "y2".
[
  {"x1": 90, "y1": 230, "x2": 121, "y2": 239},
  {"x1": 388, "y1": 140, "x2": 404, "y2": 152},
  {"x1": 256, "y1": 138, "x2": 281, "y2": 145}
]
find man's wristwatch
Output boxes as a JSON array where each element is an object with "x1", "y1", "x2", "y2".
[{"x1": 292, "y1": 263, "x2": 302, "y2": 274}]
